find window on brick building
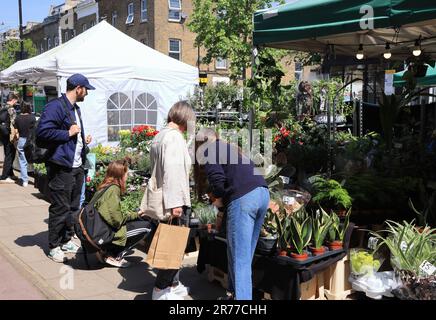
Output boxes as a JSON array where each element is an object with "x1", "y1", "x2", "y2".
[
  {"x1": 141, "y1": 0, "x2": 148, "y2": 22},
  {"x1": 215, "y1": 57, "x2": 227, "y2": 70},
  {"x1": 54, "y1": 35, "x2": 59, "y2": 47},
  {"x1": 169, "y1": 39, "x2": 181, "y2": 60},
  {"x1": 47, "y1": 37, "x2": 51, "y2": 49},
  {"x1": 168, "y1": 0, "x2": 181, "y2": 22},
  {"x1": 64, "y1": 31, "x2": 69, "y2": 42},
  {"x1": 126, "y1": 3, "x2": 134, "y2": 24},
  {"x1": 82, "y1": 24, "x2": 87, "y2": 33}
]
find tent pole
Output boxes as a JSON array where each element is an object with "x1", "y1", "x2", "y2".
[{"x1": 56, "y1": 76, "x2": 62, "y2": 97}]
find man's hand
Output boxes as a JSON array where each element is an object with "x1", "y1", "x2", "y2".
[
  {"x1": 171, "y1": 207, "x2": 183, "y2": 218},
  {"x1": 85, "y1": 135, "x2": 92, "y2": 144},
  {"x1": 69, "y1": 124, "x2": 81, "y2": 137}
]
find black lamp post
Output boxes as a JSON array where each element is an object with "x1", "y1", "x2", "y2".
[{"x1": 18, "y1": 0, "x2": 26, "y2": 100}]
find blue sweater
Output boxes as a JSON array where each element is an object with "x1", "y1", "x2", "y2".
[
  {"x1": 203, "y1": 140, "x2": 267, "y2": 204},
  {"x1": 36, "y1": 94, "x2": 86, "y2": 168}
]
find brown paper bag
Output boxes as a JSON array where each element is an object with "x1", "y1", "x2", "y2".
[{"x1": 146, "y1": 222, "x2": 190, "y2": 269}]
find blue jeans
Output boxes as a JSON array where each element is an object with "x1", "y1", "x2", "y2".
[
  {"x1": 226, "y1": 186, "x2": 269, "y2": 300},
  {"x1": 17, "y1": 137, "x2": 28, "y2": 183},
  {"x1": 79, "y1": 175, "x2": 86, "y2": 208}
]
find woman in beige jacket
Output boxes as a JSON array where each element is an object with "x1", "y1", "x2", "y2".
[{"x1": 139, "y1": 100, "x2": 195, "y2": 300}]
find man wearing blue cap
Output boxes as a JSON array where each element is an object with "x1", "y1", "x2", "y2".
[{"x1": 37, "y1": 73, "x2": 95, "y2": 263}]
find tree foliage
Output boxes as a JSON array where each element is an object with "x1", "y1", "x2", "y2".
[
  {"x1": 188, "y1": 0, "x2": 285, "y2": 80},
  {"x1": 0, "y1": 38, "x2": 37, "y2": 71}
]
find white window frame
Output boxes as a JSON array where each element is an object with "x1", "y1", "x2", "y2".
[
  {"x1": 112, "y1": 11, "x2": 118, "y2": 26},
  {"x1": 126, "y1": 3, "x2": 134, "y2": 24},
  {"x1": 54, "y1": 35, "x2": 59, "y2": 47},
  {"x1": 169, "y1": 39, "x2": 181, "y2": 61},
  {"x1": 47, "y1": 37, "x2": 51, "y2": 49},
  {"x1": 64, "y1": 31, "x2": 69, "y2": 42},
  {"x1": 141, "y1": 0, "x2": 148, "y2": 22},
  {"x1": 168, "y1": 0, "x2": 182, "y2": 22},
  {"x1": 82, "y1": 23, "x2": 87, "y2": 32},
  {"x1": 40, "y1": 42, "x2": 44, "y2": 53},
  {"x1": 91, "y1": 20, "x2": 96, "y2": 27},
  {"x1": 215, "y1": 57, "x2": 227, "y2": 70}
]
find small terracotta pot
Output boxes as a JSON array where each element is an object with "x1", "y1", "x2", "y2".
[
  {"x1": 328, "y1": 240, "x2": 343, "y2": 250},
  {"x1": 278, "y1": 249, "x2": 288, "y2": 257},
  {"x1": 310, "y1": 246, "x2": 326, "y2": 256},
  {"x1": 290, "y1": 252, "x2": 308, "y2": 261}
]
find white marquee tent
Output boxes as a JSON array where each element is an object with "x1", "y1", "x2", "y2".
[{"x1": 0, "y1": 20, "x2": 198, "y2": 145}]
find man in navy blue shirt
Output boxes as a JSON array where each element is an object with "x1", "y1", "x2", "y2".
[{"x1": 37, "y1": 74, "x2": 95, "y2": 263}]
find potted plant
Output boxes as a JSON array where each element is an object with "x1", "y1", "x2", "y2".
[
  {"x1": 310, "y1": 207, "x2": 332, "y2": 255},
  {"x1": 370, "y1": 220, "x2": 436, "y2": 300},
  {"x1": 195, "y1": 205, "x2": 217, "y2": 232},
  {"x1": 274, "y1": 212, "x2": 292, "y2": 256},
  {"x1": 288, "y1": 209, "x2": 312, "y2": 260},
  {"x1": 327, "y1": 207, "x2": 351, "y2": 250},
  {"x1": 310, "y1": 175, "x2": 352, "y2": 216},
  {"x1": 257, "y1": 208, "x2": 279, "y2": 255}
]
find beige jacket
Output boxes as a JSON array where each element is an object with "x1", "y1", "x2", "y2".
[{"x1": 140, "y1": 127, "x2": 191, "y2": 219}]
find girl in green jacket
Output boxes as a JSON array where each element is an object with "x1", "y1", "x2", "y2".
[{"x1": 93, "y1": 159, "x2": 151, "y2": 268}]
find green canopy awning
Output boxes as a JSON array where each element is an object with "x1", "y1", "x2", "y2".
[
  {"x1": 253, "y1": 1, "x2": 436, "y2": 59},
  {"x1": 393, "y1": 65, "x2": 436, "y2": 87}
]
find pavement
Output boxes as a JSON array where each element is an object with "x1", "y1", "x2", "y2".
[{"x1": 0, "y1": 153, "x2": 226, "y2": 300}]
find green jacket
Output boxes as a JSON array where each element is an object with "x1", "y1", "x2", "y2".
[{"x1": 93, "y1": 185, "x2": 140, "y2": 247}]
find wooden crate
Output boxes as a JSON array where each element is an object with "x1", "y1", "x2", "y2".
[
  {"x1": 300, "y1": 272, "x2": 327, "y2": 300},
  {"x1": 324, "y1": 256, "x2": 353, "y2": 300}
]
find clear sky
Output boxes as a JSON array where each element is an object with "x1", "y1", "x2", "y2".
[{"x1": 0, "y1": 0, "x2": 64, "y2": 30}]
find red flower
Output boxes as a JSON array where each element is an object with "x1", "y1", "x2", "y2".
[
  {"x1": 86, "y1": 176, "x2": 91, "y2": 182},
  {"x1": 299, "y1": 141, "x2": 304, "y2": 145}
]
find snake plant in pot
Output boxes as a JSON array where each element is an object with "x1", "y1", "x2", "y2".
[
  {"x1": 327, "y1": 208, "x2": 351, "y2": 250},
  {"x1": 288, "y1": 210, "x2": 312, "y2": 260},
  {"x1": 310, "y1": 207, "x2": 332, "y2": 255}
]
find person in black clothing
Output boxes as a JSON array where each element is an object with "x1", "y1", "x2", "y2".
[
  {"x1": 14, "y1": 102, "x2": 36, "y2": 187},
  {"x1": 36, "y1": 74, "x2": 95, "y2": 263},
  {"x1": 194, "y1": 128, "x2": 269, "y2": 300},
  {"x1": 0, "y1": 93, "x2": 19, "y2": 183}
]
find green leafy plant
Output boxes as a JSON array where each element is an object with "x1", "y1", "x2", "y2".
[
  {"x1": 370, "y1": 220, "x2": 436, "y2": 277},
  {"x1": 311, "y1": 175, "x2": 352, "y2": 210},
  {"x1": 311, "y1": 208, "x2": 332, "y2": 249},
  {"x1": 33, "y1": 163, "x2": 47, "y2": 175},
  {"x1": 328, "y1": 208, "x2": 351, "y2": 243},
  {"x1": 408, "y1": 184, "x2": 436, "y2": 228},
  {"x1": 195, "y1": 204, "x2": 217, "y2": 225},
  {"x1": 260, "y1": 208, "x2": 279, "y2": 238},
  {"x1": 121, "y1": 190, "x2": 144, "y2": 214},
  {"x1": 288, "y1": 211, "x2": 312, "y2": 255},
  {"x1": 274, "y1": 212, "x2": 292, "y2": 251}
]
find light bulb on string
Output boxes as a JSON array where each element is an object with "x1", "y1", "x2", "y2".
[
  {"x1": 413, "y1": 38, "x2": 422, "y2": 57},
  {"x1": 356, "y1": 44, "x2": 364, "y2": 60},
  {"x1": 383, "y1": 43, "x2": 391, "y2": 59}
]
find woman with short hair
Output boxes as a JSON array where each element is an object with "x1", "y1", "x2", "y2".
[{"x1": 139, "y1": 100, "x2": 195, "y2": 300}]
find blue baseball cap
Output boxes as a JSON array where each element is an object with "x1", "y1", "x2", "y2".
[{"x1": 67, "y1": 73, "x2": 96, "y2": 90}]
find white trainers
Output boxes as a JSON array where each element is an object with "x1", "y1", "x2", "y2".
[
  {"x1": 22, "y1": 181, "x2": 28, "y2": 187},
  {"x1": 48, "y1": 247, "x2": 66, "y2": 263},
  {"x1": 152, "y1": 287, "x2": 184, "y2": 300},
  {"x1": 61, "y1": 240, "x2": 80, "y2": 253},
  {"x1": 104, "y1": 256, "x2": 131, "y2": 268},
  {"x1": 171, "y1": 282, "x2": 190, "y2": 297}
]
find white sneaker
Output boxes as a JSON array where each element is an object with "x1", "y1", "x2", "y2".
[
  {"x1": 22, "y1": 181, "x2": 28, "y2": 187},
  {"x1": 61, "y1": 240, "x2": 80, "y2": 253},
  {"x1": 104, "y1": 256, "x2": 131, "y2": 268},
  {"x1": 48, "y1": 247, "x2": 66, "y2": 263},
  {"x1": 0, "y1": 178, "x2": 15, "y2": 184},
  {"x1": 171, "y1": 282, "x2": 190, "y2": 297},
  {"x1": 152, "y1": 287, "x2": 184, "y2": 300}
]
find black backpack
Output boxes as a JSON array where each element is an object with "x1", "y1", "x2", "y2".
[
  {"x1": 24, "y1": 98, "x2": 76, "y2": 164},
  {"x1": 74, "y1": 185, "x2": 116, "y2": 253}
]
